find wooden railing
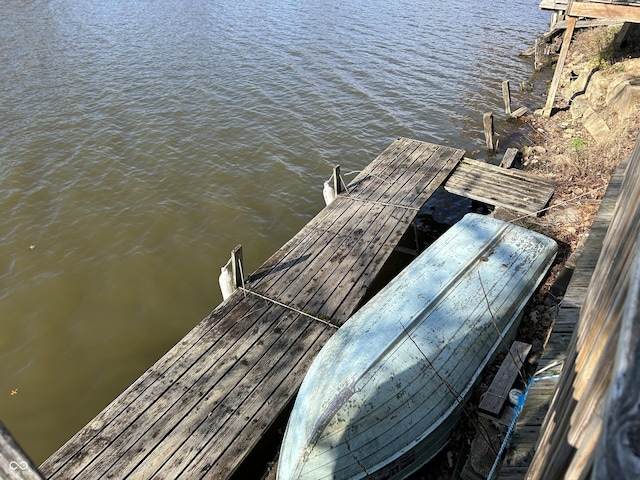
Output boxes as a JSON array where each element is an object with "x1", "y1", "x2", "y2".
[{"x1": 526, "y1": 135, "x2": 640, "y2": 478}]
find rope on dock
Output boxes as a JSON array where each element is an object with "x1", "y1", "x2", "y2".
[
  {"x1": 238, "y1": 287, "x2": 339, "y2": 330},
  {"x1": 339, "y1": 169, "x2": 423, "y2": 210},
  {"x1": 324, "y1": 169, "x2": 418, "y2": 211}
]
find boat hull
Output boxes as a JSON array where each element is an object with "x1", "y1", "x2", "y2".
[{"x1": 277, "y1": 213, "x2": 557, "y2": 480}]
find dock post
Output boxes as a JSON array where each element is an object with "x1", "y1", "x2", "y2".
[
  {"x1": 542, "y1": 16, "x2": 577, "y2": 117},
  {"x1": 232, "y1": 244, "x2": 244, "y2": 289},
  {"x1": 502, "y1": 81, "x2": 512, "y2": 116},
  {"x1": 483, "y1": 112, "x2": 496, "y2": 152},
  {"x1": 218, "y1": 245, "x2": 244, "y2": 301},
  {"x1": 333, "y1": 165, "x2": 343, "y2": 195},
  {"x1": 534, "y1": 37, "x2": 542, "y2": 71}
]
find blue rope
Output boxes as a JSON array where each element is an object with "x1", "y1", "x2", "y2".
[{"x1": 486, "y1": 373, "x2": 559, "y2": 479}]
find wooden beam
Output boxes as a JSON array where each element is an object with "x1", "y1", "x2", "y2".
[
  {"x1": 483, "y1": 112, "x2": 496, "y2": 152},
  {"x1": 502, "y1": 81, "x2": 512, "y2": 116},
  {"x1": 510, "y1": 107, "x2": 528, "y2": 118},
  {"x1": 479, "y1": 341, "x2": 532, "y2": 416},
  {"x1": 500, "y1": 148, "x2": 520, "y2": 169},
  {"x1": 542, "y1": 16, "x2": 577, "y2": 118},
  {"x1": 570, "y1": 2, "x2": 640, "y2": 23}
]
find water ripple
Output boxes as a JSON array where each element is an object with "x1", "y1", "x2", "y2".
[{"x1": 0, "y1": 0, "x2": 550, "y2": 463}]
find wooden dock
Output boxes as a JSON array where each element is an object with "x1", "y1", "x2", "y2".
[
  {"x1": 445, "y1": 158, "x2": 555, "y2": 216},
  {"x1": 39, "y1": 138, "x2": 466, "y2": 479},
  {"x1": 35, "y1": 136, "x2": 558, "y2": 479}
]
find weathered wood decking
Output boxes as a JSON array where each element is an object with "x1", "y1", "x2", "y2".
[
  {"x1": 444, "y1": 158, "x2": 555, "y2": 216},
  {"x1": 39, "y1": 138, "x2": 465, "y2": 479}
]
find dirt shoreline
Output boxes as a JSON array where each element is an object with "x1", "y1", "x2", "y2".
[
  {"x1": 407, "y1": 23, "x2": 640, "y2": 480},
  {"x1": 507, "y1": 24, "x2": 640, "y2": 370}
]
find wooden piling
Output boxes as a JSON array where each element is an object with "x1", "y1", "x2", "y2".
[
  {"x1": 483, "y1": 112, "x2": 496, "y2": 152},
  {"x1": 333, "y1": 165, "x2": 343, "y2": 195},
  {"x1": 232, "y1": 244, "x2": 243, "y2": 289},
  {"x1": 502, "y1": 81, "x2": 512, "y2": 116}
]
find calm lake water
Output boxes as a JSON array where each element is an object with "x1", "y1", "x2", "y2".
[{"x1": 1, "y1": 0, "x2": 549, "y2": 465}]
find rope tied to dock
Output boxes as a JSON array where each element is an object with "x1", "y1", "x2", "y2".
[{"x1": 237, "y1": 287, "x2": 339, "y2": 330}]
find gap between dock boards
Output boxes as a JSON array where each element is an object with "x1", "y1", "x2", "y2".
[{"x1": 39, "y1": 137, "x2": 466, "y2": 480}]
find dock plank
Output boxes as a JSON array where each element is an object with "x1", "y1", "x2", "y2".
[
  {"x1": 444, "y1": 158, "x2": 556, "y2": 215},
  {"x1": 40, "y1": 138, "x2": 465, "y2": 480},
  {"x1": 46, "y1": 295, "x2": 272, "y2": 479},
  {"x1": 479, "y1": 342, "x2": 532, "y2": 416},
  {"x1": 251, "y1": 200, "x2": 375, "y2": 303},
  {"x1": 166, "y1": 321, "x2": 333, "y2": 479}
]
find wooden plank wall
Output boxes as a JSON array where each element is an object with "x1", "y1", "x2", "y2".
[
  {"x1": 525, "y1": 134, "x2": 640, "y2": 478},
  {"x1": 499, "y1": 149, "x2": 627, "y2": 479}
]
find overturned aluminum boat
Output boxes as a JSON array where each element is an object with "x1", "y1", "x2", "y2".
[{"x1": 277, "y1": 213, "x2": 557, "y2": 480}]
